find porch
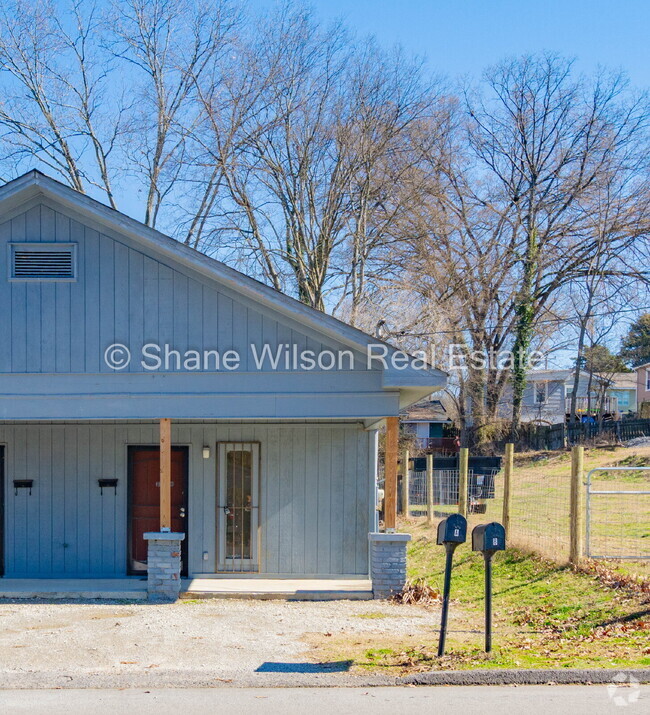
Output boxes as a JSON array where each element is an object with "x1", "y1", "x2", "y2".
[
  {"x1": 565, "y1": 395, "x2": 619, "y2": 417},
  {"x1": 0, "y1": 577, "x2": 372, "y2": 601},
  {"x1": 0, "y1": 419, "x2": 378, "y2": 598}
]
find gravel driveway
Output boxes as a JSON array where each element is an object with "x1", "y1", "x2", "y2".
[{"x1": 0, "y1": 598, "x2": 439, "y2": 685}]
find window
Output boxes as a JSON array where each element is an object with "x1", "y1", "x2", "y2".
[
  {"x1": 534, "y1": 382, "x2": 548, "y2": 404},
  {"x1": 646, "y1": 370, "x2": 650, "y2": 392},
  {"x1": 611, "y1": 390, "x2": 629, "y2": 408},
  {"x1": 9, "y1": 243, "x2": 77, "y2": 281}
]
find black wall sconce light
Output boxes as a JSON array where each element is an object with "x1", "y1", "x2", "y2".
[
  {"x1": 98, "y1": 478, "x2": 119, "y2": 495},
  {"x1": 14, "y1": 479, "x2": 34, "y2": 495}
]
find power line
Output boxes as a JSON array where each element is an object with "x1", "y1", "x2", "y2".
[{"x1": 382, "y1": 305, "x2": 650, "y2": 339}]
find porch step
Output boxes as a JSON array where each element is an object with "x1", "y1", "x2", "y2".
[
  {"x1": 181, "y1": 578, "x2": 374, "y2": 601},
  {"x1": 0, "y1": 578, "x2": 148, "y2": 600}
]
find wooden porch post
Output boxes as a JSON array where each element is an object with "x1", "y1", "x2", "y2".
[
  {"x1": 384, "y1": 416, "x2": 399, "y2": 531},
  {"x1": 160, "y1": 418, "x2": 172, "y2": 531}
]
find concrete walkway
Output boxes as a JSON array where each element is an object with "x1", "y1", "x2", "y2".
[
  {"x1": 0, "y1": 578, "x2": 147, "y2": 600},
  {"x1": 0, "y1": 577, "x2": 373, "y2": 600}
]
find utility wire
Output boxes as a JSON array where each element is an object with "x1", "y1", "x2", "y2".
[{"x1": 382, "y1": 304, "x2": 650, "y2": 339}]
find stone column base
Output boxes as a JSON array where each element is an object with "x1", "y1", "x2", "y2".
[
  {"x1": 368, "y1": 532, "x2": 411, "y2": 599},
  {"x1": 144, "y1": 532, "x2": 186, "y2": 601}
]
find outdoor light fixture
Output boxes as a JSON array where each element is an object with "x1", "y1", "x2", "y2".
[
  {"x1": 13, "y1": 479, "x2": 34, "y2": 495},
  {"x1": 98, "y1": 478, "x2": 119, "y2": 496},
  {"x1": 202, "y1": 446, "x2": 211, "y2": 459}
]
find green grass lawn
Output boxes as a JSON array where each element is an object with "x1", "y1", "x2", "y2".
[
  {"x1": 307, "y1": 519, "x2": 650, "y2": 674},
  {"x1": 401, "y1": 520, "x2": 650, "y2": 670}
]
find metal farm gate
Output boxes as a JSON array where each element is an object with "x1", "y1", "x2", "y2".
[{"x1": 586, "y1": 467, "x2": 650, "y2": 559}]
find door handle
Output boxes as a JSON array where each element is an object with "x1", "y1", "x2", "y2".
[{"x1": 179, "y1": 507, "x2": 186, "y2": 518}]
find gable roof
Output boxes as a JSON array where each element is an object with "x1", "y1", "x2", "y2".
[
  {"x1": 0, "y1": 170, "x2": 445, "y2": 403},
  {"x1": 400, "y1": 399, "x2": 450, "y2": 423},
  {"x1": 633, "y1": 361, "x2": 650, "y2": 371}
]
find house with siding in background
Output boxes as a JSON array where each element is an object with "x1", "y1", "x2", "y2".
[
  {"x1": 0, "y1": 171, "x2": 445, "y2": 600},
  {"x1": 608, "y1": 372, "x2": 637, "y2": 416},
  {"x1": 400, "y1": 398, "x2": 458, "y2": 454},
  {"x1": 633, "y1": 362, "x2": 650, "y2": 416},
  {"x1": 500, "y1": 369, "x2": 615, "y2": 425}
]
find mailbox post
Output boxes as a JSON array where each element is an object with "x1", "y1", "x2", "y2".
[
  {"x1": 436, "y1": 513, "x2": 467, "y2": 656},
  {"x1": 472, "y1": 522, "x2": 506, "y2": 652}
]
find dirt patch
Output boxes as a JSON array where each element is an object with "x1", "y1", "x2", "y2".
[{"x1": 0, "y1": 598, "x2": 440, "y2": 680}]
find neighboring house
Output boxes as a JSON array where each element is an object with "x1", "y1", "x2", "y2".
[
  {"x1": 0, "y1": 171, "x2": 445, "y2": 597},
  {"x1": 500, "y1": 369, "x2": 614, "y2": 424},
  {"x1": 633, "y1": 362, "x2": 650, "y2": 414},
  {"x1": 400, "y1": 399, "x2": 457, "y2": 453},
  {"x1": 608, "y1": 372, "x2": 637, "y2": 416}
]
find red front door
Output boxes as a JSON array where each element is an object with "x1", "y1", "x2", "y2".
[{"x1": 128, "y1": 446, "x2": 188, "y2": 575}]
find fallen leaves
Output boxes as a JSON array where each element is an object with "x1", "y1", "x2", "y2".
[{"x1": 391, "y1": 579, "x2": 441, "y2": 606}]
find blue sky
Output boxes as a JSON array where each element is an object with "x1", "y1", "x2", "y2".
[{"x1": 254, "y1": 0, "x2": 650, "y2": 89}]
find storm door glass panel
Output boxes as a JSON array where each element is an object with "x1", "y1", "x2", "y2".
[{"x1": 217, "y1": 443, "x2": 259, "y2": 572}]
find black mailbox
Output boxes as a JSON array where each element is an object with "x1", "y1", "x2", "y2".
[
  {"x1": 472, "y1": 522, "x2": 506, "y2": 553},
  {"x1": 437, "y1": 513, "x2": 467, "y2": 545}
]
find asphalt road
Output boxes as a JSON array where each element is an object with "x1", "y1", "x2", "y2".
[{"x1": 1, "y1": 686, "x2": 648, "y2": 714}]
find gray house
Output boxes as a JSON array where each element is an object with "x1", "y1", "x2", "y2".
[
  {"x1": 0, "y1": 171, "x2": 444, "y2": 599},
  {"x1": 500, "y1": 369, "x2": 613, "y2": 424}
]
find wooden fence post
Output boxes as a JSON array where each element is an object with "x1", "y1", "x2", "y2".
[
  {"x1": 426, "y1": 453, "x2": 434, "y2": 525},
  {"x1": 570, "y1": 445, "x2": 585, "y2": 564},
  {"x1": 384, "y1": 417, "x2": 399, "y2": 531},
  {"x1": 502, "y1": 442, "x2": 514, "y2": 536},
  {"x1": 401, "y1": 449, "x2": 410, "y2": 517},
  {"x1": 458, "y1": 447, "x2": 469, "y2": 518}
]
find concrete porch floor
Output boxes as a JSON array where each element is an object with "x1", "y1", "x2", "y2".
[
  {"x1": 0, "y1": 578, "x2": 374, "y2": 601},
  {"x1": 182, "y1": 578, "x2": 374, "y2": 600},
  {"x1": 0, "y1": 579, "x2": 148, "y2": 600}
]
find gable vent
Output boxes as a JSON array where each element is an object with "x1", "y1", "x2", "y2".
[{"x1": 10, "y1": 244, "x2": 77, "y2": 280}]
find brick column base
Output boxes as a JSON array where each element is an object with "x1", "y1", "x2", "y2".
[
  {"x1": 144, "y1": 532, "x2": 186, "y2": 601},
  {"x1": 368, "y1": 532, "x2": 411, "y2": 599}
]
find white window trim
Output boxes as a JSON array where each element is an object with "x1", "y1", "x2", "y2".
[{"x1": 646, "y1": 370, "x2": 650, "y2": 392}]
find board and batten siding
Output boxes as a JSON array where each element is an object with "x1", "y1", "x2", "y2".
[
  {"x1": 1, "y1": 422, "x2": 373, "y2": 578},
  {"x1": 0, "y1": 200, "x2": 398, "y2": 421},
  {"x1": 0, "y1": 201, "x2": 369, "y2": 374}
]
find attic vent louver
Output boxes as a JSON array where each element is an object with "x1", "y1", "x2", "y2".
[{"x1": 10, "y1": 243, "x2": 77, "y2": 280}]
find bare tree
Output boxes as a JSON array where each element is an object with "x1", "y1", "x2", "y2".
[
  {"x1": 465, "y1": 54, "x2": 650, "y2": 435},
  {"x1": 189, "y1": 3, "x2": 436, "y2": 309},
  {"x1": 0, "y1": 0, "x2": 117, "y2": 196},
  {"x1": 110, "y1": 0, "x2": 237, "y2": 227}
]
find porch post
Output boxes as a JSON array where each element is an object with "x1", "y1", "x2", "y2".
[
  {"x1": 384, "y1": 416, "x2": 399, "y2": 531},
  {"x1": 369, "y1": 416, "x2": 409, "y2": 598},
  {"x1": 159, "y1": 417, "x2": 171, "y2": 531},
  {"x1": 144, "y1": 417, "x2": 184, "y2": 601}
]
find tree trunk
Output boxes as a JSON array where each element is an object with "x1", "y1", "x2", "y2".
[{"x1": 511, "y1": 228, "x2": 538, "y2": 440}]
